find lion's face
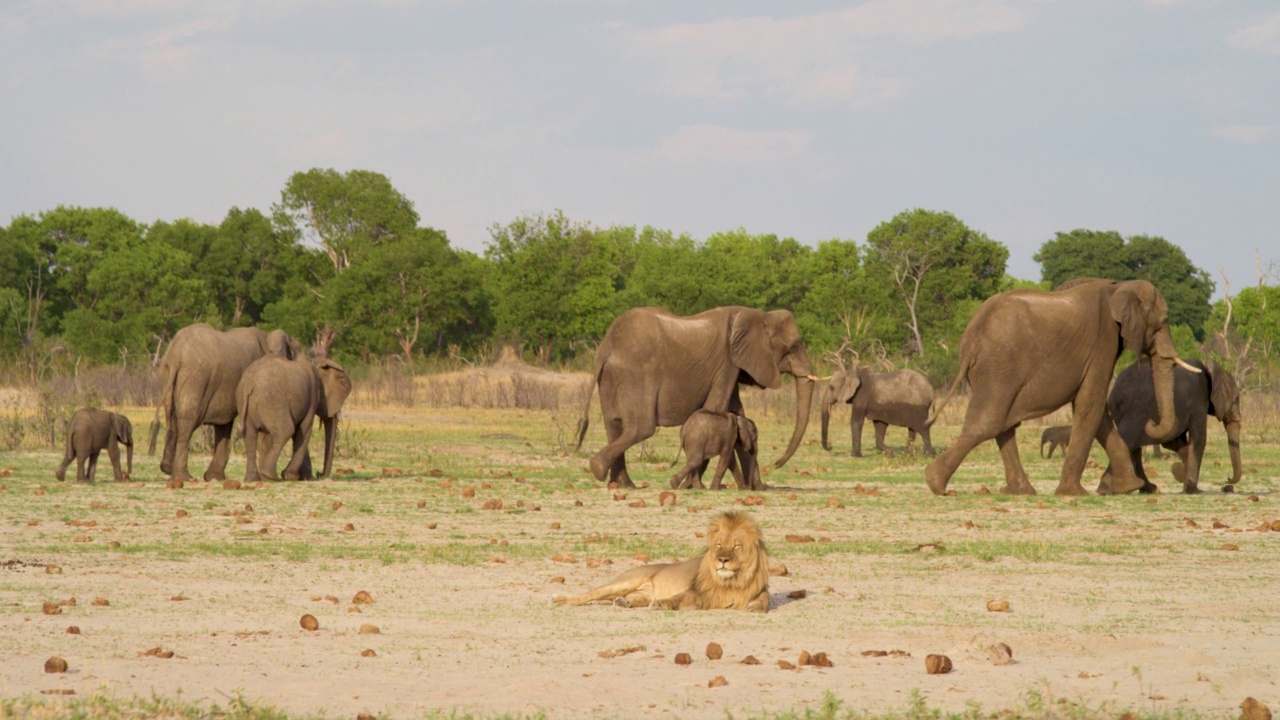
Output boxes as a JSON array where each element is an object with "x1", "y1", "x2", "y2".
[{"x1": 703, "y1": 512, "x2": 765, "y2": 588}]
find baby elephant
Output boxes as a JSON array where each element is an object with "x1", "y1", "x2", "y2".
[
  {"x1": 669, "y1": 410, "x2": 760, "y2": 491},
  {"x1": 55, "y1": 408, "x2": 133, "y2": 483},
  {"x1": 1039, "y1": 425, "x2": 1073, "y2": 458},
  {"x1": 237, "y1": 354, "x2": 352, "y2": 481}
]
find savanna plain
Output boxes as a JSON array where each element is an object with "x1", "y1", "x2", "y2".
[{"x1": 1, "y1": 373, "x2": 1278, "y2": 720}]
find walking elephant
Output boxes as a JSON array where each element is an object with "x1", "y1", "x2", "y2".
[
  {"x1": 55, "y1": 409, "x2": 133, "y2": 483},
  {"x1": 669, "y1": 410, "x2": 760, "y2": 491},
  {"x1": 925, "y1": 278, "x2": 1197, "y2": 496},
  {"x1": 1039, "y1": 426, "x2": 1072, "y2": 458},
  {"x1": 1098, "y1": 358, "x2": 1242, "y2": 494},
  {"x1": 150, "y1": 323, "x2": 300, "y2": 482},
  {"x1": 575, "y1": 306, "x2": 819, "y2": 489},
  {"x1": 237, "y1": 355, "x2": 351, "y2": 482},
  {"x1": 820, "y1": 367, "x2": 935, "y2": 457}
]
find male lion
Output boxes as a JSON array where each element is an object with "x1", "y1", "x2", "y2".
[{"x1": 553, "y1": 511, "x2": 770, "y2": 612}]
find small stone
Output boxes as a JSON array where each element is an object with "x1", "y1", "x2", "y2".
[
  {"x1": 45, "y1": 564, "x2": 61, "y2": 574},
  {"x1": 769, "y1": 563, "x2": 789, "y2": 577},
  {"x1": 1240, "y1": 697, "x2": 1272, "y2": 720},
  {"x1": 42, "y1": 602, "x2": 62, "y2": 615},
  {"x1": 66, "y1": 626, "x2": 80, "y2": 634},
  {"x1": 785, "y1": 534, "x2": 815, "y2": 543},
  {"x1": 358, "y1": 624, "x2": 380, "y2": 634},
  {"x1": 1272, "y1": 520, "x2": 1280, "y2": 532},
  {"x1": 988, "y1": 643, "x2": 1013, "y2": 665},
  {"x1": 809, "y1": 652, "x2": 833, "y2": 667},
  {"x1": 167, "y1": 477, "x2": 184, "y2": 489},
  {"x1": 788, "y1": 589, "x2": 807, "y2": 599},
  {"x1": 627, "y1": 499, "x2": 645, "y2": 508},
  {"x1": 222, "y1": 479, "x2": 241, "y2": 490},
  {"x1": 659, "y1": 491, "x2": 676, "y2": 507},
  {"x1": 343, "y1": 523, "x2": 355, "y2": 531},
  {"x1": 176, "y1": 509, "x2": 188, "y2": 518},
  {"x1": 92, "y1": 597, "x2": 109, "y2": 606},
  {"x1": 1222, "y1": 543, "x2": 1240, "y2": 551},
  {"x1": 708, "y1": 676, "x2": 728, "y2": 688},
  {"x1": 925, "y1": 654, "x2": 952, "y2": 674},
  {"x1": 361, "y1": 649, "x2": 377, "y2": 658},
  {"x1": 986, "y1": 599, "x2": 1010, "y2": 612},
  {"x1": 549, "y1": 576, "x2": 565, "y2": 584},
  {"x1": 44, "y1": 657, "x2": 68, "y2": 673},
  {"x1": 481, "y1": 498, "x2": 502, "y2": 510},
  {"x1": 742, "y1": 655, "x2": 761, "y2": 665},
  {"x1": 352, "y1": 590, "x2": 374, "y2": 604},
  {"x1": 674, "y1": 653, "x2": 692, "y2": 665},
  {"x1": 777, "y1": 660, "x2": 796, "y2": 670},
  {"x1": 348, "y1": 605, "x2": 361, "y2": 614},
  {"x1": 706, "y1": 642, "x2": 723, "y2": 660},
  {"x1": 299, "y1": 614, "x2": 319, "y2": 631},
  {"x1": 461, "y1": 487, "x2": 476, "y2": 498}
]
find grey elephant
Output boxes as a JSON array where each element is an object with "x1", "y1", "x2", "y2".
[
  {"x1": 54, "y1": 408, "x2": 133, "y2": 483},
  {"x1": 926, "y1": 278, "x2": 1197, "y2": 496},
  {"x1": 575, "y1": 306, "x2": 820, "y2": 490},
  {"x1": 669, "y1": 410, "x2": 760, "y2": 491},
  {"x1": 150, "y1": 323, "x2": 300, "y2": 482},
  {"x1": 237, "y1": 355, "x2": 352, "y2": 482},
  {"x1": 820, "y1": 366, "x2": 935, "y2": 457},
  {"x1": 1098, "y1": 358, "x2": 1242, "y2": 494},
  {"x1": 1039, "y1": 426, "x2": 1072, "y2": 458}
]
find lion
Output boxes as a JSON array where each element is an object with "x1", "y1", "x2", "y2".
[{"x1": 553, "y1": 511, "x2": 770, "y2": 612}]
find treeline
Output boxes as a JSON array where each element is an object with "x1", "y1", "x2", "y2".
[{"x1": 2, "y1": 167, "x2": 1274, "y2": 387}]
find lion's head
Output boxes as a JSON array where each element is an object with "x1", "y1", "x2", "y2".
[{"x1": 693, "y1": 511, "x2": 770, "y2": 611}]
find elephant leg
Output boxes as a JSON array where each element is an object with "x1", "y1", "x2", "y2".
[
  {"x1": 203, "y1": 422, "x2": 234, "y2": 481},
  {"x1": 283, "y1": 423, "x2": 313, "y2": 481},
  {"x1": 872, "y1": 420, "x2": 890, "y2": 454},
  {"x1": 169, "y1": 422, "x2": 195, "y2": 482},
  {"x1": 1129, "y1": 448, "x2": 1159, "y2": 494},
  {"x1": 242, "y1": 422, "x2": 261, "y2": 482},
  {"x1": 710, "y1": 450, "x2": 736, "y2": 491},
  {"x1": 106, "y1": 441, "x2": 124, "y2": 482},
  {"x1": 920, "y1": 426, "x2": 936, "y2": 457},
  {"x1": 906, "y1": 427, "x2": 917, "y2": 451},
  {"x1": 1088, "y1": 411, "x2": 1145, "y2": 496},
  {"x1": 996, "y1": 427, "x2": 1035, "y2": 495},
  {"x1": 924, "y1": 431, "x2": 987, "y2": 496},
  {"x1": 594, "y1": 415, "x2": 652, "y2": 489},
  {"x1": 850, "y1": 412, "x2": 865, "y2": 457},
  {"x1": 55, "y1": 449, "x2": 73, "y2": 482},
  {"x1": 1181, "y1": 424, "x2": 1205, "y2": 494},
  {"x1": 86, "y1": 450, "x2": 101, "y2": 483},
  {"x1": 258, "y1": 431, "x2": 289, "y2": 482}
]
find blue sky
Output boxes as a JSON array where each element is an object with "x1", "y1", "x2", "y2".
[{"x1": 2, "y1": 1, "x2": 1276, "y2": 294}]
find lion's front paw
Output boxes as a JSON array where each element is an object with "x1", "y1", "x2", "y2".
[{"x1": 613, "y1": 597, "x2": 632, "y2": 608}]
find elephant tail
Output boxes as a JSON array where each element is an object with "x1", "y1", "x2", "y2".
[
  {"x1": 573, "y1": 358, "x2": 604, "y2": 452},
  {"x1": 926, "y1": 357, "x2": 971, "y2": 429}
]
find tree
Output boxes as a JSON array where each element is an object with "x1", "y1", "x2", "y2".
[
  {"x1": 1034, "y1": 230, "x2": 1213, "y2": 338},
  {"x1": 865, "y1": 209, "x2": 1007, "y2": 356},
  {"x1": 793, "y1": 239, "x2": 896, "y2": 358},
  {"x1": 485, "y1": 211, "x2": 624, "y2": 363},
  {"x1": 273, "y1": 169, "x2": 420, "y2": 355}
]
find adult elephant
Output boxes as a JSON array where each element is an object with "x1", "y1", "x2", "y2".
[
  {"x1": 925, "y1": 279, "x2": 1197, "y2": 496},
  {"x1": 237, "y1": 355, "x2": 352, "y2": 481},
  {"x1": 1099, "y1": 358, "x2": 1242, "y2": 494},
  {"x1": 575, "y1": 306, "x2": 819, "y2": 489},
  {"x1": 820, "y1": 366, "x2": 935, "y2": 457},
  {"x1": 150, "y1": 323, "x2": 300, "y2": 482}
]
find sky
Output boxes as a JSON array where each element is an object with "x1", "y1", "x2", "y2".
[{"x1": 2, "y1": 1, "x2": 1277, "y2": 295}]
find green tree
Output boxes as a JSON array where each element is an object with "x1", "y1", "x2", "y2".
[
  {"x1": 619, "y1": 228, "x2": 707, "y2": 315},
  {"x1": 793, "y1": 239, "x2": 896, "y2": 359},
  {"x1": 1033, "y1": 230, "x2": 1130, "y2": 287},
  {"x1": 697, "y1": 229, "x2": 811, "y2": 311},
  {"x1": 485, "y1": 211, "x2": 624, "y2": 363},
  {"x1": 273, "y1": 169, "x2": 420, "y2": 354},
  {"x1": 864, "y1": 209, "x2": 1007, "y2": 356}
]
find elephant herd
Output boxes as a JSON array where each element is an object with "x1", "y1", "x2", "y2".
[{"x1": 54, "y1": 278, "x2": 1243, "y2": 496}]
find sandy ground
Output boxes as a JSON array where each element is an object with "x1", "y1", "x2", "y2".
[{"x1": 2, "y1": 406, "x2": 1278, "y2": 719}]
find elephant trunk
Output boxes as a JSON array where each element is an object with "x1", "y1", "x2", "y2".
[
  {"x1": 321, "y1": 415, "x2": 338, "y2": 479},
  {"x1": 774, "y1": 375, "x2": 814, "y2": 469},
  {"x1": 820, "y1": 397, "x2": 832, "y2": 451},
  {"x1": 1144, "y1": 332, "x2": 1180, "y2": 439},
  {"x1": 1225, "y1": 419, "x2": 1243, "y2": 484},
  {"x1": 126, "y1": 441, "x2": 133, "y2": 478}
]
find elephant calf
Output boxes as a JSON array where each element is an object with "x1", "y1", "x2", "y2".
[
  {"x1": 669, "y1": 410, "x2": 760, "y2": 491},
  {"x1": 1039, "y1": 426, "x2": 1072, "y2": 458},
  {"x1": 821, "y1": 367, "x2": 935, "y2": 457},
  {"x1": 55, "y1": 408, "x2": 133, "y2": 483}
]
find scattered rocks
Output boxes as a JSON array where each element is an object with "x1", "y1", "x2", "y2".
[
  {"x1": 343, "y1": 523, "x2": 356, "y2": 532},
  {"x1": 66, "y1": 626, "x2": 80, "y2": 634},
  {"x1": 1240, "y1": 697, "x2": 1272, "y2": 720},
  {"x1": 358, "y1": 624, "x2": 380, "y2": 634},
  {"x1": 361, "y1": 649, "x2": 377, "y2": 658},
  {"x1": 42, "y1": 602, "x2": 62, "y2": 615},
  {"x1": 769, "y1": 563, "x2": 789, "y2": 577},
  {"x1": 988, "y1": 643, "x2": 1013, "y2": 665},
  {"x1": 785, "y1": 534, "x2": 815, "y2": 543},
  {"x1": 986, "y1": 600, "x2": 1010, "y2": 612},
  {"x1": 481, "y1": 499, "x2": 503, "y2": 510},
  {"x1": 658, "y1": 491, "x2": 676, "y2": 507},
  {"x1": 742, "y1": 655, "x2": 761, "y2": 665},
  {"x1": 1222, "y1": 543, "x2": 1240, "y2": 551},
  {"x1": 925, "y1": 654, "x2": 953, "y2": 674},
  {"x1": 598, "y1": 645, "x2": 645, "y2": 659},
  {"x1": 44, "y1": 657, "x2": 68, "y2": 673},
  {"x1": 222, "y1": 479, "x2": 241, "y2": 490},
  {"x1": 299, "y1": 614, "x2": 319, "y2": 631},
  {"x1": 674, "y1": 653, "x2": 692, "y2": 666},
  {"x1": 799, "y1": 651, "x2": 833, "y2": 667},
  {"x1": 45, "y1": 565, "x2": 62, "y2": 575},
  {"x1": 92, "y1": 597, "x2": 109, "y2": 606},
  {"x1": 167, "y1": 478, "x2": 184, "y2": 489},
  {"x1": 549, "y1": 576, "x2": 565, "y2": 584},
  {"x1": 140, "y1": 646, "x2": 174, "y2": 659},
  {"x1": 706, "y1": 642, "x2": 723, "y2": 660},
  {"x1": 352, "y1": 591, "x2": 374, "y2": 605},
  {"x1": 708, "y1": 676, "x2": 728, "y2": 688},
  {"x1": 788, "y1": 589, "x2": 807, "y2": 600},
  {"x1": 777, "y1": 660, "x2": 796, "y2": 670}
]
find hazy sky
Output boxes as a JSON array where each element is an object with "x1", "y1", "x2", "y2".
[{"x1": 2, "y1": 1, "x2": 1277, "y2": 293}]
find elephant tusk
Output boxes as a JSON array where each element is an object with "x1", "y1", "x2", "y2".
[
  {"x1": 1174, "y1": 357, "x2": 1201, "y2": 373},
  {"x1": 805, "y1": 374, "x2": 830, "y2": 383}
]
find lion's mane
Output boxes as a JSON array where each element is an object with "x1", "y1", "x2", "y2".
[{"x1": 689, "y1": 511, "x2": 770, "y2": 611}]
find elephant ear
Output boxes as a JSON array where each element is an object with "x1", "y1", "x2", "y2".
[
  {"x1": 1108, "y1": 283, "x2": 1149, "y2": 358},
  {"x1": 316, "y1": 359, "x2": 353, "y2": 418},
  {"x1": 112, "y1": 415, "x2": 133, "y2": 444},
  {"x1": 1207, "y1": 361, "x2": 1241, "y2": 422},
  {"x1": 730, "y1": 310, "x2": 782, "y2": 389},
  {"x1": 735, "y1": 416, "x2": 757, "y2": 453},
  {"x1": 837, "y1": 370, "x2": 862, "y2": 403}
]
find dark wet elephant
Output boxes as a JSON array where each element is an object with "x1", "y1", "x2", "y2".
[
  {"x1": 1099, "y1": 358, "x2": 1242, "y2": 494},
  {"x1": 925, "y1": 279, "x2": 1197, "y2": 496},
  {"x1": 575, "y1": 306, "x2": 819, "y2": 489}
]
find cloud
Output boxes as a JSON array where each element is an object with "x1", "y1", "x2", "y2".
[
  {"x1": 622, "y1": 0, "x2": 1024, "y2": 106},
  {"x1": 642, "y1": 124, "x2": 816, "y2": 165},
  {"x1": 1209, "y1": 124, "x2": 1279, "y2": 144},
  {"x1": 1227, "y1": 11, "x2": 1280, "y2": 54}
]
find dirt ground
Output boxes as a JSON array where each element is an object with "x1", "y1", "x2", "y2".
[{"x1": 2, "y1": 405, "x2": 1278, "y2": 718}]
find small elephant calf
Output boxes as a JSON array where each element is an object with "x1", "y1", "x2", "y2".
[
  {"x1": 1039, "y1": 425, "x2": 1073, "y2": 459},
  {"x1": 55, "y1": 408, "x2": 133, "y2": 483},
  {"x1": 669, "y1": 410, "x2": 760, "y2": 491}
]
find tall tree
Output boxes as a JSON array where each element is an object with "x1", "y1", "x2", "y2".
[
  {"x1": 1033, "y1": 230, "x2": 1130, "y2": 287},
  {"x1": 865, "y1": 209, "x2": 1007, "y2": 356},
  {"x1": 273, "y1": 169, "x2": 419, "y2": 355}
]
